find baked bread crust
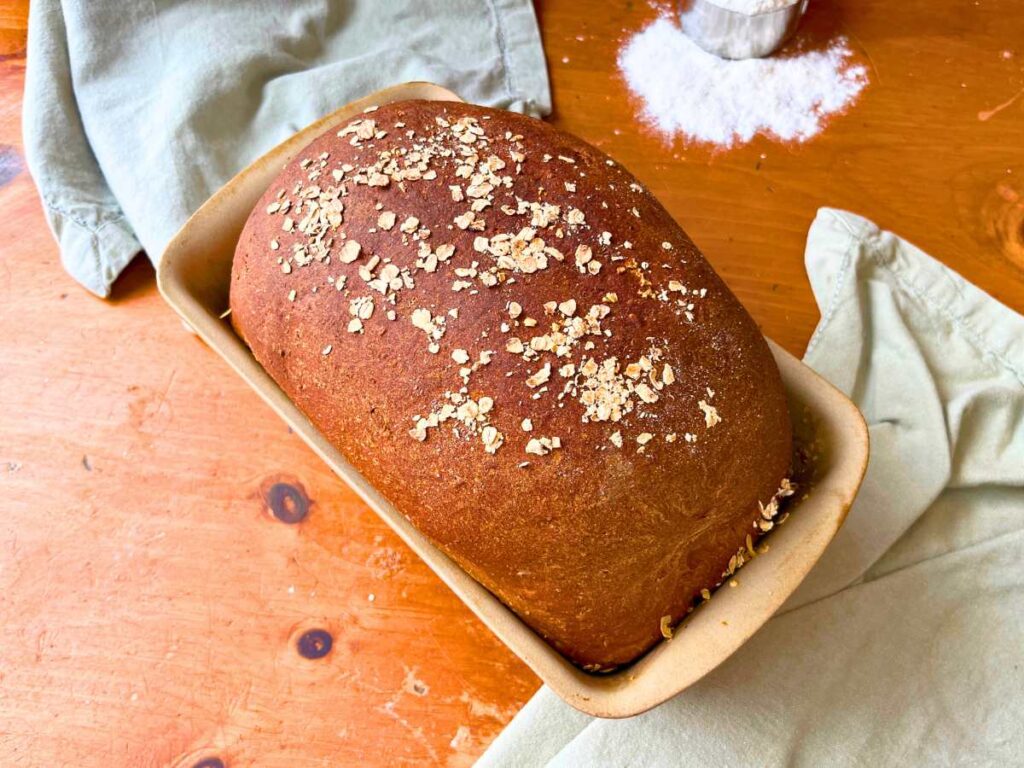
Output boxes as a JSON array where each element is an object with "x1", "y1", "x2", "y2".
[{"x1": 230, "y1": 100, "x2": 792, "y2": 668}]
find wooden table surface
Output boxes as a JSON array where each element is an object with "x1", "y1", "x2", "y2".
[{"x1": 2, "y1": 0, "x2": 1022, "y2": 765}]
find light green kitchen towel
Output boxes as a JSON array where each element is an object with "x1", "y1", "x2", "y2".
[
  {"x1": 23, "y1": 0, "x2": 550, "y2": 298},
  {"x1": 480, "y1": 208, "x2": 1024, "y2": 766}
]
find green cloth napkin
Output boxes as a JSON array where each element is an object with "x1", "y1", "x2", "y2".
[
  {"x1": 480, "y1": 208, "x2": 1024, "y2": 766},
  {"x1": 23, "y1": 0, "x2": 550, "y2": 297}
]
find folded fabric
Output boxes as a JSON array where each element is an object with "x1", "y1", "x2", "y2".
[
  {"x1": 23, "y1": 0, "x2": 551, "y2": 297},
  {"x1": 480, "y1": 208, "x2": 1024, "y2": 766}
]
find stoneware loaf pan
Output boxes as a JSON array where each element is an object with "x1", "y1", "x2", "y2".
[{"x1": 157, "y1": 82, "x2": 869, "y2": 718}]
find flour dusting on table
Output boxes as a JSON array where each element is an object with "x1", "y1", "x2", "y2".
[{"x1": 618, "y1": 16, "x2": 869, "y2": 147}]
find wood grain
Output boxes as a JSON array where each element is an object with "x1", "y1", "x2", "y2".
[
  {"x1": 0, "y1": 0, "x2": 26, "y2": 58},
  {"x1": 1, "y1": 0, "x2": 1022, "y2": 765}
]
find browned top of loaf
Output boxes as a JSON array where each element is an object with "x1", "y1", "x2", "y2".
[{"x1": 230, "y1": 100, "x2": 792, "y2": 669}]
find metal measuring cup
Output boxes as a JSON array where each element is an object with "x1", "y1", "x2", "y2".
[{"x1": 679, "y1": 0, "x2": 810, "y2": 59}]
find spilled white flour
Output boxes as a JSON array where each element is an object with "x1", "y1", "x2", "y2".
[{"x1": 618, "y1": 16, "x2": 868, "y2": 147}]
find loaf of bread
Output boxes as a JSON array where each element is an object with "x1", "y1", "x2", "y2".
[{"x1": 230, "y1": 100, "x2": 792, "y2": 669}]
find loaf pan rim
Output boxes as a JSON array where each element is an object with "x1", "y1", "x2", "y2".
[{"x1": 156, "y1": 81, "x2": 870, "y2": 719}]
